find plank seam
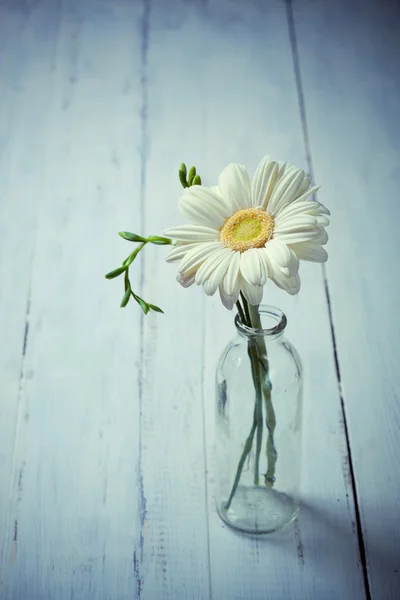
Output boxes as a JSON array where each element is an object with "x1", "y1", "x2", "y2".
[
  {"x1": 285, "y1": 1, "x2": 371, "y2": 598},
  {"x1": 135, "y1": 0, "x2": 151, "y2": 597},
  {"x1": 200, "y1": 1, "x2": 213, "y2": 597},
  {"x1": 0, "y1": 0, "x2": 63, "y2": 579},
  {"x1": 200, "y1": 292, "x2": 213, "y2": 600},
  {"x1": 0, "y1": 289, "x2": 31, "y2": 579}
]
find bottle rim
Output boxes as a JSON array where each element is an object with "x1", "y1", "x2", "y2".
[{"x1": 235, "y1": 304, "x2": 287, "y2": 338}]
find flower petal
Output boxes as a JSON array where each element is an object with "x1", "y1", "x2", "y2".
[
  {"x1": 177, "y1": 199, "x2": 223, "y2": 228},
  {"x1": 178, "y1": 185, "x2": 231, "y2": 227},
  {"x1": 219, "y1": 286, "x2": 235, "y2": 310},
  {"x1": 286, "y1": 185, "x2": 321, "y2": 208},
  {"x1": 251, "y1": 156, "x2": 279, "y2": 209},
  {"x1": 273, "y1": 226, "x2": 323, "y2": 245},
  {"x1": 257, "y1": 249, "x2": 269, "y2": 283},
  {"x1": 223, "y1": 251, "x2": 241, "y2": 295},
  {"x1": 315, "y1": 215, "x2": 330, "y2": 227},
  {"x1": 315, "y1": 229, "x2": 329, "y2": 245},
  {"x1": 274, "y1": 214, "x2": 319, "y2": 234},
  {"x1": 178, "y1": 242, "x2": 223, "y2": 276},
  {"x1": 276, "y1": 198, "x2": 324, "y2": 221},
  {"x1": 289, "y1": 242, "x2": 328, "y2": 262},
  {"x1": 177, "y1": 271, "x2": 196, "y2": 288},
  {"x1": 203, "y1": 250, "x2": 234, "y2": 296},
  {"x1": 195, "y1": 248, "x2": 232, "y2": 285},
  {"x1": 218, "y1": 163, "x2": 252, "y2": 211},
  {"x1": 164, "y1": 224, "x2": 219, "y2": 242},
  {"x1": 267, "y1": 167, "x2": 308, "y2": 216},
  {"x1": 317, "y1": 201, "x2": 330, "y2": 216},
  {"x1": 166, "y1": 242, "x2": 197, "y2": 263},
  {"x1": 265, "y1": 253, "x2": 301, "y2": 295},
  {"x1": 240, "y1": 249, "x2": 264, "y2": 286},
  {"x1": 241, "y1": 279, "x2": 263, "y2": 306},
  {"x1": 221, "y1": 270, "x2": 243, "y2": 310},
  {"x1": 264, "y1": 239, "x2": 299, "y2": 276},
  {"x1": 286, "y1": 273, "x2": 301, "y2": 296}
]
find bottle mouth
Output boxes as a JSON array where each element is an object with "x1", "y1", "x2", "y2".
[{"x1": 235, "y1": 305, "x2": 287, "y2": 338}]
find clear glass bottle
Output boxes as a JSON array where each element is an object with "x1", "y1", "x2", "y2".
[{"x1": 215, "y1": 305, "x2": 303, "y2": 534}]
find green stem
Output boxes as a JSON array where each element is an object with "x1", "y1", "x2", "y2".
[
  {"x1": 224, "y1": 404, "x2": 257, "y2": 510},
  {"x1": 224, "y1": 299, "x2": 279, "y2": 510},
  {"x1": 123, "y1": 241, "x2": 146, "y2": 267},
  {"x1": 235, "y1": 300, "x2": 247, "y2": 327},
  {"x1": 245, "y1": 302, "x2": 263, "y2": 486},
  {"x1": 240, "y1": 292, "x2": 251, "y2": 327},
  {"x1": 248, "y1": 304, "x2": 277, "y2": 487},
  {"x1": 253, "y1": 357, "x2": 263, "y2": 485},
  {"x1": 225, "y1": 301, "x2": 264, "y2": 510}
]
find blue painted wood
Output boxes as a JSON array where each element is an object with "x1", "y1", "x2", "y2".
[
  {"x1": 0, "y1": 0, "x2": 61, "y2": 581},
  {"x1": 1, "y1": 1, "x2": 144, "y2": 598},
  {"x1": 293, "y1": 1, "x2": 400, "y2": 598},
  {"x1": 199, "y1": 1, "x2": 365, "y2": 598},
  {"x1": 2, "y1": 0, "x2": 394, "y2": 598}
]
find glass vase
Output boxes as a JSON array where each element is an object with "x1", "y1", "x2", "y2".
[{"x1": 215, "y1": 305, "x2": 303, "y2": 534}]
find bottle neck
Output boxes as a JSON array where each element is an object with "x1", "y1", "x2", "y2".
[{"x1": 235, "y1": 305, "x2": 287, "y2": 341}]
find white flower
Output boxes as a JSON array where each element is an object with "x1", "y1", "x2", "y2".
[{"x1": 165, "y1": 156, "x2": 330, "y2": 309}]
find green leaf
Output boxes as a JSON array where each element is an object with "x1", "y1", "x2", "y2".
[
  {"x1": 148, "y1": 303, "x2": 164, "y2": 314},
  {"x1": 119, "y1": 231, "x2": 147, "y2": 243},
  {"x1": 132, "y1": 292, "x2": 150, "y2": 315},
  {"x1": 147, "y1": 235, "x2": 172, "y2": 245},
  {"x1": 192, "y1": 174, "x2": 201, "y2": 186},
  {"x1": 179, "y1": 169, "x2": 188, "y2": 188},
  {"x1": 188, "y1": 166, "x2": 196, "y2": 186},
  {"x1": 124, "y1": 269, "x2": 131, "y2": 291},
  {"x1": 120, "y1": 288, "x2": 131, "y2": 307},
  {"x1": 105, "y1": 265, "x2": 127, "y2": 279}
]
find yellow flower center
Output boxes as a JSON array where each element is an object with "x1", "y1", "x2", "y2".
[{"x1": 220, "y1": 207, "x2": 275, "y2": 252}]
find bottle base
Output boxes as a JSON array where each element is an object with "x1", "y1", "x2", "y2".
[{"x1": 216, "y1": 485, "x2": 298, "y2": 534}]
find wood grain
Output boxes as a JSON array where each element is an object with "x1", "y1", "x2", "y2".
[
  {"x1": 1, "y1": 0, "x2": 396, "y2": 598},
  {"x1": 293, "y1": 0, "x2": 400, "y2": 597},
  {"x1": 137, "y1": 1, "x2": 211, "y2": 597},
  {"x1": 1, "y1": 0, "x2": 144, "y2": 597},
  {"x1": 0, "y1": 0, "x2": 60, "y2": 574}
]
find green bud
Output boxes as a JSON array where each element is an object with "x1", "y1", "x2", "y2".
[
  {"x1": 192, "y1": 174, "x2": 201, "y2": 186},
  {"x1": 147, "y1": 235, "x2": 172, "y2": 245},
  {"x1": 188, "y1": 166, "x2": 196, "y2": 186},
  {"x1": 179, "y1": 163, "x2": 187, "y2": 175},
  {"x1": 148, "y1": 303, "x2": 164, "y2": 314},
  {"x1": 119, "y1": 231, "x2": 147, "y2": 243},
  {"x1": 179, "y1": 169, "x2": 188, "y2": 188},
  {"x1": 120, "y1": 288, "x2": 131, "y2": 307},
  {"x1": 105, "y1": 265, "x2": 127, "y2": 279}
]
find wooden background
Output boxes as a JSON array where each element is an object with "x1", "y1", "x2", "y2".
[{"x1": 0, "y1": 0, "x2": 399, "y2": 598}]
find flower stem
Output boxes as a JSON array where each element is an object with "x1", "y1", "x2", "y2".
[
  {"x1": 244, "y1": 302, "x2": 264, "y2": 486},
  {"x1": 253, "y1": 359, "x2": 263, "y2": 485},
  {"x1": 224, "y1": 404, "x2": 258, "y2": 510},
  {"x1": 240, "y1": 292, "x2": 251, "y2": 327},
  {"x1": 235, "y1": 299, "x2": 247, "y2": 327},
  {"x1": 248, "y1": 304, "x2": 277, "y2": 487},
  {"x1": 224, "y1": 299, "x2": 278, "y2": 510}
]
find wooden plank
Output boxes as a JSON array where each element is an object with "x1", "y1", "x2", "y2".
[
  {"x1": 137, "y1": 1, "x2": 211, "y2": 597},
  {"x1": 0, "y1": 0, "x2": 144, "y2": 597},
  {"x1": 0, "y1": 0, "x2": 59, "y2": 570},
  {"x1": 292, "y1": 1, "x2": 400, "y2": 598},
  {"x1": 200, "y1": 0, "x2": 367, "y2": 598}
]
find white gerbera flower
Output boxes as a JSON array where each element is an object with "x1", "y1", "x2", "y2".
[{"x1": 165, "y1": 156, "x2": 330, "y2": 309}]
